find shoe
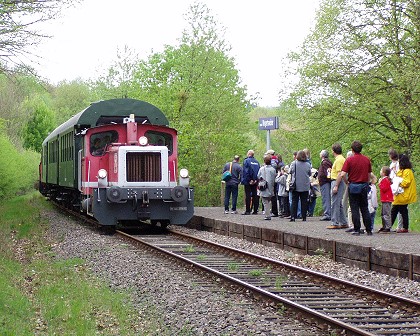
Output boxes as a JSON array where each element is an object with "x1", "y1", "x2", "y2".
[
  {"x1": 264, "y1": 217, "x2": 271, "y2": 220},
  {"x1": 230, "y1": 210, "x2": 238, "y2": 214},
  {"x1": 242, "y1": 212, "x2": 251, "y2": 215},
  {"x1": 352, "y1": 231, "x2": 361, "y2": 236},
  {"x1": 252, "y1": 212, "x2": 258, "y2": 215},
  {"x1": 339, "y1": 224, "x2": 349, "y2": 229},
  {"x1": 271, "y1": 214, "x2": 279, "y2": 217},
  {"x1": 285, "y1": 216, "x2": 291, "y2": 219},
  {"x1": 378, "y1": 228, "x2": 390, "y2": 233},
  {"x1": 345, "y1": 228, "x2": 354, "y2": 232},
  {"x1": 302, "y1": 219, "x2": 307, "y2": 221},
  {"x1": 297, "y1": 216, "x2": 302, "y2": 219},
  {"x1": 360, "y1": 229, "x2": 365, "y2": 234},
  {"x1": 397, "y1": 228, "x2": 408, "y2": 233},
  {"x1": 224, "y1": 210, "x2": 229, "y2": 214},
  {"x1": 367, "y1": 231, "x2": 373, "y2": 236},
  {"x1": 320, "y1": 216, "x2": 331, "y2": 221},
  {"x1": 326, "y1": 225, "x2": 340, "y2": 229},
  {"x1": 289, "y1": 218, "x2": 295, "y2": 222}
]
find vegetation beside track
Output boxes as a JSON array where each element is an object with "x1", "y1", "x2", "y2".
[{"x1": 0, "y1": 192, "x2": 161, "y2": 335}]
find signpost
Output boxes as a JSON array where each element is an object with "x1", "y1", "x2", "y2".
[{"x1": 259, "y1": 117, "x2": 279, "y2": 151}]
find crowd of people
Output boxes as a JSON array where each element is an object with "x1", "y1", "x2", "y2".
[{"x1": 221, "y1": 141, "x2": 417, "y2": 234}]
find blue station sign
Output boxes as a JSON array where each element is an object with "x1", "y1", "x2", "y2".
[{"x1": 259, "y1": 117, "x2": 279, "y2": 130}]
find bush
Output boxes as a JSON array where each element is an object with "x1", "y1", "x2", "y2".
[{"x1": 0, "y1": 133, "x2": 39, "y2": 200}]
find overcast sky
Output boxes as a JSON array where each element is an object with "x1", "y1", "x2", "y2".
[{"x1": 32, "y1": 0, "x2": 320, "y2": 107}]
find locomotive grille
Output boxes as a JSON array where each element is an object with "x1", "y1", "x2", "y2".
[{"x1": 126, "y1": 152, "x2": 162, "y2": 182}]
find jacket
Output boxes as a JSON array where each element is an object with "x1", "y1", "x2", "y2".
[
  {"x1": 222, "y1": 161, "x2": 242, "y2": 186},
  {"x1": 318, "y1": 158, "x2": 332, "y2": 186},
  {"x1": 289, "y1": 160, "x2": 311, "y2": 192},
  {"x1": 393, "y1": 169, "x2": 417, "y2": 205},
  {"x1": 379, "y1": 177, "x2": 393, "y2": 203},
  {"x1": 241, "y1": 156, "x2": 260, "y2": 185},
  {"x1": 257, "y1": 165, "x2": 276, "y2": 197}
]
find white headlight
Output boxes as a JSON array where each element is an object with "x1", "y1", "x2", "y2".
[
  {"x1": 98, "y1": 169, "x2": 107, "y2": 179},
  {"x1": 139, "y1": 136, "x2": 148, "y2": 146},
  {"x1": 180, "y1": 168, "x2": 189, "y2": 178}
]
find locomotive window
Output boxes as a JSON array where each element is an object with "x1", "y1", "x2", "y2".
[
  {"x1": 90, "y1": 131, "x2": 118, "y2": 156},
  {"x1": 144, "y1": 131, "x2": 173, "y2": 155}
]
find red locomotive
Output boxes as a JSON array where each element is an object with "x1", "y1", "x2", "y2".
[{"x1": 39, "y1": 98, "x2": 194, "y2": 227}]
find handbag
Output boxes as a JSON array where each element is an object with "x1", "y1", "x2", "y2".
[
  {"x1": 258, "y1": 167, "x2": 268, "y2": 191},
  {"x1": 258, "y1": 179, "x2": 268, "y2": 190},
  {"x1": 289, "y1": 162, "x2": 297, "y2": 191},
  {"x1": 348, "y1": 182, "x2": 367, "y2": 194},
  {"x1": 222, "y1": 162, "x2": 233, "y2": 182}
]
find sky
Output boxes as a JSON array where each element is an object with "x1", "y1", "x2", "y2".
[{"x1": 32, "y1": 0, "x2": 320, "y2": 107}]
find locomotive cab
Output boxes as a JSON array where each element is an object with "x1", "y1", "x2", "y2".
[{"x1": 80, "y1": 112, "x2": 193, "y2": 227}]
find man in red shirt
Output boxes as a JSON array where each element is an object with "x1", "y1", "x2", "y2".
[{"x1": 334, "y1": 141, "x2": 374, "y2": 236}]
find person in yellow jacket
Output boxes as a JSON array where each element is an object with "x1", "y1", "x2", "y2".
[{"x1": 390, "y1": 154, "x2": 417, "y2": 233}]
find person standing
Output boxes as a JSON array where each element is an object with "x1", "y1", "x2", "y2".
[
  {"x1": 335, "y1": 140, "x2": 373, "y2": 236},
  {"x1": 276, "y1": 165, "x2": 290, "y2": 217},
  {"x1": 257, "y1": 155, "x2": 277, "y2": 220},
  {"x1": 241, "y1": 150, "x2": 260, "y2": 215},
  {"x1": 327, "y1": 143, "x2": 348, "y2": 229},
  {"x1": 265, "y1": 149, "x2": 280, "y2": 217},
  {"x1": 289, "y1": 150, "x2": 311, "y2": 222},
  {"x1": 388, "y1": 148, "x2": 403, "y2": 230},
  {"x1": 318, "y1": 149, "x2": 332, "y2": 221},
  {"x1": 378, "y1": 166, "x2": 394, "y2": 233},
  {"x1": 390, "y1": 154, "x2": 417, "y2": 233},
  {"x1": 222, "y1": 155, "x2": 242, "y2": 214}
]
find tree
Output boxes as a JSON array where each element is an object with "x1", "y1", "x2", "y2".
[
  {"x1": 89, "y1": 2, "x2": 263, "y2": 205},
  {"x1": 288, "y1": 0, "x2": 420, "y2": 161},
  {"x1": 0, "y1": 0, "x2": 75, "y2": 74},
  {"x1": 22, "y1": 95, "x2": 55, "y2": 152},
  {"x1": 130, "y1": 2, "x2": 253, "y2": 205},
  {"x1": 52, "y1": 79, "x2": 93, "y2": 125}
]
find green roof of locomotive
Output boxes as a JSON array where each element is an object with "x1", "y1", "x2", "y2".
[{"x1": 43, "y1": 99, "x2": 169, "y2": 144}]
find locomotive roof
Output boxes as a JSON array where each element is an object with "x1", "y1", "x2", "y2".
[{"x1": 43, "y1": 99, "x2": 169, "y2": 144}]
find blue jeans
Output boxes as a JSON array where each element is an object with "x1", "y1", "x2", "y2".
[
  {"x1": 224, "y1": 184, "x2": 239, "y2": 211},
  {"x1": 289, "y1": 191, "x2": 301, "y2": 217}
]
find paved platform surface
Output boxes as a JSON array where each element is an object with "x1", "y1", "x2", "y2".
[{"x1": 194, "y1": 207, "x2": 420, "y2": 256}]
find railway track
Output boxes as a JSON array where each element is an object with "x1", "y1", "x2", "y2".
[{"x1": 116, "y1": 228, "x2": 420, "y2": 336}]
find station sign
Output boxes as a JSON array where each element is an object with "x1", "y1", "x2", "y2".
[{"x1": 258, "y1": 117, "x2": 279, "y2": 130}]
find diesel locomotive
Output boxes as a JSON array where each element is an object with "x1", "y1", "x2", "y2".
[{"x1": 39, "y1": 98, "x2": 194, "y2": 227}]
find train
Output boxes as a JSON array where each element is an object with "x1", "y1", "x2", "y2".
[{"x1": 39, "y1": 98, "x2": 194, "y2": 228}]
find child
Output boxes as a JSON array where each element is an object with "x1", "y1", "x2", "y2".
[
  {"x1": 276, "y1": 165, "x2": 290, "y2": 218},
  {"x1": 378, "y1": 166, "x2": 393, "y2": 233},
  {"x1": 367, "y1": 174, "x2": 378, "y2": 232}
]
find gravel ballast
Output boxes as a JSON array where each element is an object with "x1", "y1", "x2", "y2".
[{"x1": 44, "y1": 209, "x2": 420, "y2": 335}]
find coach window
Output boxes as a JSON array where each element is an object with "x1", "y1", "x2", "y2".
[
  {"x1": 144, "y1": 131, "x2": 173, "y2": 155},
  {"x1": 90, "y1": 131, "x2": 118, "y2": 156}
]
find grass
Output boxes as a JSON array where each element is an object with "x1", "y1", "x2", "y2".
[{"x1": 0, "y1": 192, "x2": 166, "y2": 335}]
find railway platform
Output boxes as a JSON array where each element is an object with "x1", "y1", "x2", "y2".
[{"x1": 188, "y1": 207, "x2": 420, "y2": 281}]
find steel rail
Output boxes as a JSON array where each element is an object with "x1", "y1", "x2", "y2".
[
  {"x1": 116, "y1": 230, "x2": 378, "y2": 336},
  {"x1": 169, "y1": 229, "x2": 420, "y2": 311}
]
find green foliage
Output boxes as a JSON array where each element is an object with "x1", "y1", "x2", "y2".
[
  {"x1": 22, "y1": 95, "x2": 55, "y2": 152},
  {"x1": 0, "y1": 130, "x2": 39, "y2": 199},
  {"x1": 288, "y1": 0, "x2": 420, "y2": 162},
  {"x1": 51, "y1": 79, "x2": 94, "y2": 125}
]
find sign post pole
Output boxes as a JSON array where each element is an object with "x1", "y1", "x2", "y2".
[{"x1": 259, "y1": 117, "x2": 279, "y2": 150}]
